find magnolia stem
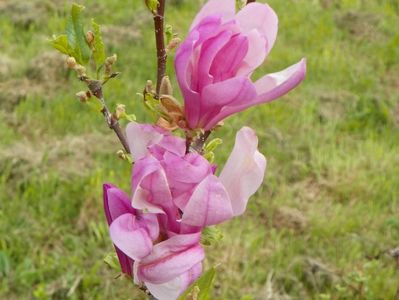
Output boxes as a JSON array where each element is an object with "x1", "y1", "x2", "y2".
[
  {"x1": 154, "y1": 0, "x2": 167, "y2": 96},
  {"x1": 87, "y1": 80, "x2": 130, "y2": 154},
  {"x1": 192, "y1": 130, "x2": 211, "y2": 154},
  {"x1": 246, "y1": 0, "x2": 256, "y2": 3}
]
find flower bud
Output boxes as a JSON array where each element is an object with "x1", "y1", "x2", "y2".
[
  {"x1": 166, "y1": 37, "x2": 181, "y2": 54},
  {"x1": 115, "y1": 104, "x2": 126, "y2": 120},
  {"x1": 76, "y1": 91, "x2": 89, "y2": 102},
  {"x1": 86, "y1": 31, "x2": 95, "y2": 48},
  {"x1": 145, "y1": 80, "x2": 154, "y2": 94},
  {"x1": 105, "y1": 54, "x2": 117, "y2": 66},
  {"x1": 66, "y1": 56, "x2": 77, "y2": 69},
  {"x1": 75, "y1": 65, "x2": 86, "y2": 77},
  {"x1": 159, "y1": 76, "x2": 173, "y2": 96}
]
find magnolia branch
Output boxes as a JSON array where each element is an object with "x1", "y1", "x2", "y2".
[
  {"x1": 154, "y1": 0, "x2": 167, "y2": 96},
  {"x1": 246, "y1": 0, "x2": 256, "y2": 3},
  {"x1": 87, "y1": 80, "x2": 131, "y2": 154}
]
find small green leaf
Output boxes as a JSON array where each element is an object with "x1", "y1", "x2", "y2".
[
  {"x1": 203, "y1": 152, "x2": 215, "y2": 163},
  {"x1": 165, "y1": 24, "x2": 173, "y2": 44},
  {"x1": 49, "y1": 34, "x2": 75, "y2": 56},
  {"x1": 103, "y1": 252, "x2": 120, "y2": 271},
  {"x1": 204, "y1": 138, "x2": 223, "y2": 153},
  {"x1": 146, "y1": 0, "x2": 159, "y2": 12},
  {"x1": 66, "y1": 3, "x2": 91, "y2": 64},
  {"x1": 91, "y1": 19, "x2": 106, "y2": 67},
  {"x1": 126, "y1": 114, "x2": 136, "y2": 122},
  {"x1": 180, "y1": 267, "x2": 216, "y2": 300},
  {"x1": 201, "y1": 226, "x2": 223, "y2": 246}
]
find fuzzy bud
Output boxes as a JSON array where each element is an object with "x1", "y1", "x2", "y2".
[
  {"x1": 76, "y1": 91, "x2": 89, "y2": 102},
  {"x1": 66, "y1": 56, "x2": 77, "y2": 69},
  {"x1": 115, "y1": 104, "x2": 126, "y2": 120},
  {"x1": 75, "y1": 65, "x2": 86, "y2": 77},
  {"x1": 105, "y1": 54, "x2": 117, "y2": 66},
  {"x1": 159, "y1": 76, "x2": 173, "y2": 96},
  {"x1": 145, "y1": 80, "x2": 154, "y2": 94},
  {"x1": 166, "y1": 37, "x2": 181, "y2": 54},
  {"x1": 86, "y1": 31, "x2": 95, "y2": 47}
]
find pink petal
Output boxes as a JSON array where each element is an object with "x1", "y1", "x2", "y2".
[
  {"x1": 253, "y1": 58, "x2": 307, "y2": 104},
  {"x1": 236, "y1": 29, "x2": 267, "y2": 76},
  {"x1": 126, "y1": 123, "x2": 165, "y2": 160},
  {"x1": 137, "y1": 233, "x2": 204, "y2": 284},
  {"x1": 219, "y1": 127, "x2": 266, "y2": 216},
  {"x1": 109, "y1": 213, "x2": 153, "y2": 260},
  {"x1": 190, "y1": 0, "x2": 236, "y2": 30},
  {"x1": 103, "y1": 183, "x2": 135, "y2": 225},
  {"x1": 146, "y1": 262, "x2": 202, "y2": 300},
  {"x1": 205, "y1": 58, "x2": 306, "y2": 127},
  {"x1": 132, "y1": 157, "x2": 174, "y2": 215},
  {"x1": 196, "y1": 30, "x2": 233, "y2": 91},
  {"x1": 210, "y1": 33, "x2": 249, "y2": 82},
  {"x1": 235, "y1": 2, "x2": 278, "y2": 56},
  {"x1": 181, "y1": 175, "x2": 233, "y2": 227},
  {"x1": 176, "y1": 16, "x2": 222, "y2": 128},
  {"x1": 200, "y1": 76, "x2": 257, "y2": 130}
]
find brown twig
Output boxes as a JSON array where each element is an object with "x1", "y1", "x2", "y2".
[
  {"x1": 246, "y1": 0, "x2": 256, "y2": 3},
  {"x1": 153, "y1": 0, "x2": 167, "y2": 96},
  {"x1": 191, "y1": 130, "x2": 212, "y2": 154},
  {"x1": 86, "y1": 80, "x2": 130, "y2": 154}
]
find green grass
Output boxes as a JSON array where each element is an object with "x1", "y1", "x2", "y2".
[{"x1": 1, "y1": 0, "x2": 398, "y2": 299}]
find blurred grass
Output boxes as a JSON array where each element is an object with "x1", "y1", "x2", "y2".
[{"x1": 0, "y1": 0, "x2": 398, "y2": 299}]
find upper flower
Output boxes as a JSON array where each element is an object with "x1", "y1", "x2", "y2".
[{"x1": 175, "y1": 0, "x2": 306, "y2": 130}]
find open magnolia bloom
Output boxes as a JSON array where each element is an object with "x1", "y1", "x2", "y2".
[
  {"x1": 103, "y1": 123, "x2": 266, "y2": 299},
  {"x1": 175, "y1": 0, "x2": 306, "y2": 130}
]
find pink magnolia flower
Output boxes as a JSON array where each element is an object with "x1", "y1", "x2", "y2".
[
  {"x1": 127, "y1": 122, "x2": 266, "y2": 228},
  {"x1": 175, "y1": 0, "x2": 307, "y2": 130},
  {"x1": 103, "y1": 122, "x2": 267, "y2": 299}
]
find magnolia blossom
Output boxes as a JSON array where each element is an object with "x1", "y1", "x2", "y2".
[
  {"x1": 175, "y1": 0, "x2": 306, "y2": 130},
  {"x1": 103, "y1": 123, "x2": 267, "y2": 299}
]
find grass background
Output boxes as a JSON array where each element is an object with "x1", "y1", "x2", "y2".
[{"x1": 0, "y1": 0, "x2": 398, "y2": 299}]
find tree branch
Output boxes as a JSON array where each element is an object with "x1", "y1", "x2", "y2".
[
  {"x1": 246, "y1": 0, "x2": 256, "y2": 4},
  {"x1": 154, "y1": 0, "x2": 167, "y2": 96},
  {"x1": 191, "y1": 130, "x2": 211, "y2": 154},
  {"x1": 87, "y1": 80, "x2": 130, "y2": 154}
]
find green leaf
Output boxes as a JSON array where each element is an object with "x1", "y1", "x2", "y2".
[
  {"x1": 91, "y1": 19, "x2": 106, "y2": 67},
  {"x1": 165, "y1": 24, "x2": 173, "y2": 44},
  {"x1": 103, "y1": 252, "x2": 120, "y2": 271},
  {"x1": 49, "y1": 34, "x2": 76, "y2": 56},
  {"x1": 201, "y1": 226, "x2": 224, "y2": 246},
  {"x1": 204, "y1": 138, "x2": 223, "y2": 153},
  {"x1": 179, "y1": 267, "x2": 216, "y2": 300},
  {"x1": 146, "y1": 0, "x2": 159, "y2": 12},
  {"x1": 66, "y1": 3, "x2": 91, "y2": 64}
]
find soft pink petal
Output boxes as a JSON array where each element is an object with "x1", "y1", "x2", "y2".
[
  {"x1": 235, "y1": 2, "x2": 278, "y2": 56},
  {"x1": 219, "y1": 127, "x2": 266, "y2": 216},
  {"x1": 190, "y1": 0, "x2": 236, "y2": 30},
  {"x1": 126, "y1": 123, "x2": 165, "y2": 160},
  {"x1": 132, "y1": 157, "x2": 174, "y2": 215},
  {"x1": 146, "y1": 262, "x2": 202, "y2": 300},
  {"x1": 200, "y1": 77, "x2": 257, "y2": 130},
  {"x1": 176, "y1": 16, "x2": 222, "y2": 128},
  {"x1": 103, "y1": 184, "x2": 135, "y2": 225},
  {"x1": 209, "y1": 33, "x2": 249, "y2": 82},
  {"x1": 196, "y1": 30, "x2": 233, "y2": 91},
  {"x1": 205, "y1": 58, "x2": 306, "y2": 127},
  {"x1": 253, "y1": 58, "x2": 307, "y2": 104},
  {"x1": 137, "y1": 233, "x2": 204, "y2": 284},
  {"x1": 236, "y1": 29, "x2": 267, "y2": 76},
  {"x1": 109, "y1": 213, "x2": 153, "y2": 260},
  {"x1": 181, "y1": 175, "x2": 233, "y2": 227}
]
